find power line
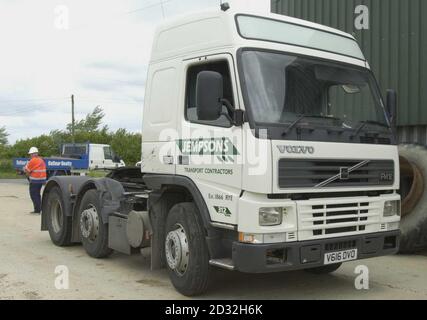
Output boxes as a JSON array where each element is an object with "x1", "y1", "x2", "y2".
[
  {"x1": 81, "y1": 77, "x2": 146, "y2": 87},
  {"x1": 1, "y1": 100, "x2": 67, "y2": 110},
  {"x1": 124, "y1": 0, "x2": 173, "y2": 15},
  {"x1": 78, "y1": 98, "x2": 142, "y2": 105},
  {"x1": 77, "y1": 95, "x2": 143, "y2": 103},
  {"x1": 73, "y1": 0, "x2": 174, "y2": 30},
  {"x1": 0, "y1": 97, "x2": 68, "y2": 103},
  {"x1": 0, "y1": 109, "x2": 40, "y2": 117},
  {"x1": 0, "y1": 99, "x2": 141, "y2": 117},
  {"x1": 0, "y1": 94, "x2": 144, "y2": 117},
  {"x1": 0, "y1": 102, "x2": 65, "y2": 116},
  {"x1": 0, "y1": 107, "x2": 45, "y2": 116}
]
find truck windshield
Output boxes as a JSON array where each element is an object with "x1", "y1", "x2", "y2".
[
  {"x1": 62, "y1": 145, "x2": 87, "y2": 158},
  {"x1": 239, "y1": 50, "x2": 392, "y2": 142}
]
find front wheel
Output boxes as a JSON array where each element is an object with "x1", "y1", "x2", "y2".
[
  {"x1": 304, "y1": 263, "x2": 342, "y2": 275},
  {"x1": 78, "y1": 190, "x2": 113, "y2": 258},
  {"x1": 165, "y1": 203, "x2": 210, "y2": 296}
]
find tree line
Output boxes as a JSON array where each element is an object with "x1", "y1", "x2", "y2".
[{"x1": 0, "y1": 106, "x2": 142, "y2": 167}]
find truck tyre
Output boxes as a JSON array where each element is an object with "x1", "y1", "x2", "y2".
[
  {"x1": 46, "y1": 186, "x2": 72, "y2": 246},
  {"x1": 399, "y1": 144, "x2": 427, "y2": 253},
  {"x1": 164, "y1": 202, "x2": 210, "y2": 296},
  {"x1": 304, "y1": 263, "x2": 342, "y2": 275},
  {"x1": 78, "y1": 190, "x2": 113, "y2": 258}
]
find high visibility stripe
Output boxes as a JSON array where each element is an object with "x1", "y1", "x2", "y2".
[
  {"x1": 33, "y1": 169, "x2": 47, "y2": 173},
  {"x1": 30, "y1": 174, "x2": 47, "y2": 179},
  {"x1": 29, "y1": 177, "x2": 47, "y2": 181}
]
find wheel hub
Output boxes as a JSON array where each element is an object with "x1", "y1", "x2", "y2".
[
  {"x1": 51, "y1": 200, "x2": 63, "y2": 233},
  {"x1": 165, "y1": 224, "x2": 189, "y2": 276},
  {"x1": 80, "y1": 206, "x2": 99, "y2": 241}
]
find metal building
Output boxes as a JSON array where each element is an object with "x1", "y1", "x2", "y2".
[{"x1": 271, "y1": 0, "x2": 427, "y2": 145}]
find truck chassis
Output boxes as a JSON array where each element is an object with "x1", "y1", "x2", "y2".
[{"x1": 41, "y1": 167, "x2": 399, "y2": 296}]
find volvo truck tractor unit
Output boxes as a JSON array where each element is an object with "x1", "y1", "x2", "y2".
[{"x1": 41, "y1": 5, "x2": 401, "y2": 296}]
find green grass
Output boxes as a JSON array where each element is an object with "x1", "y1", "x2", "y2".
[
  {"x1": 87, "y1": 170, "x2": 109, "y2": 178},
  {"x1": 0, "y1": 171, "x2": 23, "y2": 179},
  {"x1": 0, "y1": 159, "x2": 24, "y2": 179}
]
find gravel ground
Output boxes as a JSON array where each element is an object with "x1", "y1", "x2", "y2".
[{"x1": 0, "y1": 181, "x2": 427, "y2": 300}]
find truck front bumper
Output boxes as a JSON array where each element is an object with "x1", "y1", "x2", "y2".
[{"x1": 232, "y1": 230, "x2": 400, "y2": 273}]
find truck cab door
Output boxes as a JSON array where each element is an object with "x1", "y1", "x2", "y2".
[
  {"x1": 176, "y1": 54, "x2": 242, "y2": 226},
  {"x1": 89, "y1": 145, "x2": 103, "y2": 170},
  {"x1": 102, "y1": 146, "x2": 115, "y2": 169}
]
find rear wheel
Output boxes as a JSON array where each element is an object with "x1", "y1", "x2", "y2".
[
  {"x1": 304, "y1": 263, "x2": 342, "y2": 275},
  {"x1": 79, "y1": 190, "x2": 113, "y2": 258},
  {"x1": 46, "y1": 186, "x2": 72, "y2": 246},
  {"x1": 165, "y1": 203, "x2": 210, "y2": 296}
]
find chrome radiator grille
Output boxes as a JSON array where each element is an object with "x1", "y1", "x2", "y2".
[
  {"x1": 278, "y1": 159, "x2": 394, "y2": 189},
  {"x1": 298, "y1": 198, "x2": 382, "y2": 240}
]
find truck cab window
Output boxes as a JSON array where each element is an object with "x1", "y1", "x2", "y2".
[
  {"x1": 185, "y1": 60, "x2": 234, "y2": 127},
  {"x1": 284, "y1": 64, "x2": 325, "y2": 117},
  {"x1": 328, "y1": 83, "x2": 380, "y2": 127},
  {"x1": 103, "y1": 147, "x2": 113, "y2": 160},
  {"x1": 240, "y1": 50, "x2": 389, "y2": 134},
  {"x1": 62, "y1": 144, "x2": 87, "y2": 159}
]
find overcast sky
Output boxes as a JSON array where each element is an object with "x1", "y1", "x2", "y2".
[{"x1": 0, "y1": 0, "x2": 270, "y2": 144}]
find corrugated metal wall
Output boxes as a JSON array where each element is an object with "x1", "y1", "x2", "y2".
[
  {"x1": 271, "y1": 0, "x2": 427, "y2": 144},
  {"x1": 398, "y1": 125, "x2": 427, "y2": 145}
]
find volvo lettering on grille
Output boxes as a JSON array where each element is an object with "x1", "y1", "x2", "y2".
[{"x1": 277, "y1": 145, "x2": 315, "y2": 155}]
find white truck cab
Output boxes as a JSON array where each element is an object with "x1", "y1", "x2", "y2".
[
  {"x1": 141, "y1": 5, "x2": 400, "y2": 278},
  {"x1": 61, "y1": 143, "x2": 126, "y2": 170},
  {"x1": 87, "y1": 144, "x2": 126, "y2": 170},
  {"x1": 42, "y1": 4, "x2": 400, "y2": 297}
]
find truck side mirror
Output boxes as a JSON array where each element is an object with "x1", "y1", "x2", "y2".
[
  {"x1": 196, "y1": 71, "x2": 223, "y2": 121},
  {"x1": 386, "y1": 89, "x2": 397, "y2": 127}
]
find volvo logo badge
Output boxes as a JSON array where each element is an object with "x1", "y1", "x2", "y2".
[
  {"x1": 277, "y1": 145, "x2": 315, "y2": 155},
  {"x1": 340, "y1": 167, "x2": 350, "y2": 180},
  {"x1": 315, "y1": 160, "x2": 371, "y2": 188}
]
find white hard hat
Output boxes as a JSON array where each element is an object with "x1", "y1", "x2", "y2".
[{"x1": 28, "y1": 147, "x2": 39, "y2": 155}]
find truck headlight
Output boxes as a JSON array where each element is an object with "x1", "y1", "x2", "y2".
[
  {"x1": 384, "y1": 200, "x2": 401, "y2": 217},
  {"x1": 259, "y1": 207, "x2": 283, "y2": 226}
]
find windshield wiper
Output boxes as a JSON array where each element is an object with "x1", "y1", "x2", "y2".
[
  {"x1": 352, "y1": 120, "x2": 390, "y2": 137},
  {"x1": 282, "y1": 115, "x2": 306, "y2": 135},
  {"x1": 282, "y1": 115, "x2": 341, "y2": 136}
]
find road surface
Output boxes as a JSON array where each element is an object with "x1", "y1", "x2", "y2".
[{"x1": 0, "y1": 180, "x2": 426, "y2": 300}]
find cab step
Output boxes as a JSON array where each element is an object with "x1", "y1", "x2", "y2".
[{"x1": 209, "y1": 258, "x2": 235, "y2": 271}]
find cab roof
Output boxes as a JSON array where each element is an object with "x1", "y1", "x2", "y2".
[{"x1": 150, "y1": 6, "x2": 359, "y2": 63}]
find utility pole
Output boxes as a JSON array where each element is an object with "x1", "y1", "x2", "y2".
[
  {"x1": 71, "y1": 94, "x2": 75, "y2": 144},
  {"x1": 160, "y1": 0, "x2": 165, "y2": 19}
]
